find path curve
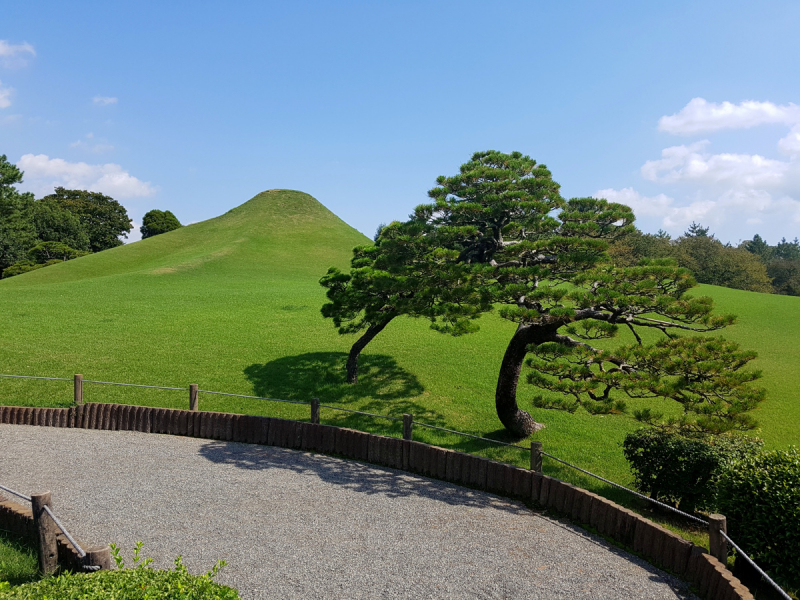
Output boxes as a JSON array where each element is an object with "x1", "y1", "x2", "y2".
[{"x1": 0, "y1": 425, "x2": 696, "y2": 599}]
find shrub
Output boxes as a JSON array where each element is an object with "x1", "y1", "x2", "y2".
[
  {"x1": 717, "y1": 447, "x2": 800, "y2": 592},
  {"x1": 0, "y1": 542, "x2": 240, "y2": 600},
  {"x1": 622, "y1": 428, "x2": 762, "y2": 512}
]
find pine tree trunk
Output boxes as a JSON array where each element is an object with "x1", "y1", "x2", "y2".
[
  {"x1": 495, "y1": 323, "x2": 551, "y2": 437},
  {"x1": 346, "y1": 317, "x2": 395, "y2": 384}
]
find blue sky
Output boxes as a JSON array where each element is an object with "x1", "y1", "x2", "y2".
[{"x1": 2, "y1": 1, "x2": 800, "y2": 245}]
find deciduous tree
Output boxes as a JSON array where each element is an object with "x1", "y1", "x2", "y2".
[
  {"x1": 39, "y1": 187, "x2": 132, "y2": 252},
  {"x1": 140, "y1": 209, "x2": 183, "y2": 239}
]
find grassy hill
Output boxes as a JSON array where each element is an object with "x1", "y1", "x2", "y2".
[{"x1": 1, "y1": 189, "x2": 798, "y2": 509}]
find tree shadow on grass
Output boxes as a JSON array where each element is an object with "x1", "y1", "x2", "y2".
[
  {"x1": 243, "y1": 352, "x2": 445, "y2": 432},
  {"x1": 197, "y1": 440, "x2": 531, "y2": 515}
]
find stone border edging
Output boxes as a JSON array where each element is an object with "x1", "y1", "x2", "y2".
[{"x1": 0, "y1": 403, "x2": 754, "y2": 599}]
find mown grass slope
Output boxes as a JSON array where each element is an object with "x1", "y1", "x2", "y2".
[{"x1": 1, "y1": 189, "x2": 797, "y2": 516}]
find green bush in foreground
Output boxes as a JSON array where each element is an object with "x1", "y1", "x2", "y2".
[
  {"x1": 622, "y1": 428, "x2": 762, "y2": 512},
  {"x1": 0, "y1": 542, "x2": 240, "y2": 600},
  {"x1": 717, "y1": 446, "x2": 800, "y2": 592}
]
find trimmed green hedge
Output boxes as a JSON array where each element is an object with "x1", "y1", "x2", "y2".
[
  {"x1": 0, "y1": 544, "x2": 240, "y2": 600},
  {"x1": 717, "y1": 446, "x2": 800, "y2": 592},
  {"x1": 622, "y1": 429, "x2": 762, "y2": 512}
]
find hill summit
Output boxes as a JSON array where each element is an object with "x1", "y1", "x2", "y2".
[{"x1": 1, "y1": 190, "x2": 369, "y2": 286}]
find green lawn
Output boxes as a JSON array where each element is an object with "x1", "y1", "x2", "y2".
[
  {"x1": 0, "y1": 532, "x2": 37, "y2": 586},
  {"x1": 1, "y1": 189, "x2": 797, "y2": 534}
]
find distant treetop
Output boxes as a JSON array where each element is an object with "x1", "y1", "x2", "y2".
[{"x1": 141, "y1": 209, "x2": 183, "y2": 239}]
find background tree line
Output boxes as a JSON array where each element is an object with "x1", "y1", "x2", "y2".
[
  {"x1": 610, "y1": 222, "x2": 800, "y2": 296},
  {"x1": 0, "y1": 155, "x2": 182, "y2": 279}
]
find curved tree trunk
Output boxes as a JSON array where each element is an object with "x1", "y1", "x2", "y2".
[
  {"x1": 495, "y1": 322, "x2": 555, "y2": 437},
  {"x1": 346, "y1": 316, "x2": 395, "y2": 384}
]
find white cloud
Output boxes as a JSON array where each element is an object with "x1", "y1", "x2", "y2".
[
  {"x1": 70, "y1": 132, "x2": 114, "y2": 153},
  {"x1": 0, "y1": 80, "x2": 12, "y2": 108},
  {"x1": 778, "y1": 125, "x2": 800, "y2": 156},
  {"x1": 641, "y1": 141, "x2": 791, "y2": 188},
  {"x1": 0, "y1": 40, "x2": 36, "y2": 67},
  {"x1": 127, "y1": 221, "x2": 142, "y2": 244},
  {"x1": 17, "y1": 154, "x2": 156, "y2": 199},
  {"x1": 659, "y1": 98, "x2": 800, "y2": 135},
  {"x1": 595, "y1": 187, "x2": 675, "y2": 218},
  {"x1": 597, "y1": 186, "x2": 800, "y2": 237},
  {"x1": 92, "y1": 96, "x2": 118, "y2": 106}
]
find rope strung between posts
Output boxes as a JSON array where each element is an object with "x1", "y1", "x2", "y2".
[
  {"x1": 42, "y1": 505, "x2": 86, "y2": 559},
  {"x1": 198, "y1": 389, "x2": 311, "y2": 405},
  {"x1": 540, "y1": 451, "x2": 709, "y2": 526},
  {"x1": 319, "y1": 404, "x2": 402, "y2": 421},
  {"x1": 0, "y1": 483, "x2": 31, "y2": 502},
  {"x1": 0, "y1": 485, "x2": 101, "y2": 570},
  {"x1": 0, "y1": 374, "x2": 72, "y2": 382},
  {"x1": 83, "y1": 380, "x2": 189, "y2": 391},
  {"x1": 720, "y1": 531, "x2": 792, "y2": 600},
  {"x1": 414, "y1": 421, "x2": 529, "y2": 449}
]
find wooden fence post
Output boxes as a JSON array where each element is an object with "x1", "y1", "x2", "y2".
[
  {"x1": 31, "y1": 492, "x2": 58, "y2": 575},
  {"x1": 74, "y1": 374, "x2": 83, "y2": 405},
  {"x1": 709, "y1": 513, "x2": 728, "y2": 564},
  {"x1": 85, "y1": 546, "x2": 113, "y2": 571},
  {"x1": 311, "y1": 398, "x2": 320, "y2": 424},
  {"x1": 530, "y1": 441, "x2": 543, "y2": 473},
  {"x1": 402, "y1": 414, "x2": 413, "y2": 441},
  {"x1": 189, "y1": 384, "x2": 198, "y2": 411}
]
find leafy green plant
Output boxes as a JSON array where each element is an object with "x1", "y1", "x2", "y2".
[
  {"x1": 0, "y1": 542, "x2": 239, "y2": 599},
  {"x1": 622, "y1": 428, "x2": 762, "y2": 512},
  {"x1": 717, "y1": 447, "x2": 800, "y2": 592}
]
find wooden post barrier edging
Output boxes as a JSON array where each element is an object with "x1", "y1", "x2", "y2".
[
  {"x1": 74, "y1": 375, "x2": 83, "y2": 405},
  {"x1": 311, "y1": 398, "x2": 320, "y2": 424},
  {"x1": 709, "y1": 513, "x2": 728, "y2": 565},
  {"x1": 402, "y1": 413, "x2": 413, "y2": 441},
  {"x1": 1, "y1": 403, "x2": 756, "y2": 599},
  {"x1": 189, "y1": 384, "x2": 199, "y2": 411},
  {"x1": 530, "y1": 441, "x2": 542, "y2": 473},
  {"x1": 30, "y1": 492, "x2": 58, "y2": 575}
]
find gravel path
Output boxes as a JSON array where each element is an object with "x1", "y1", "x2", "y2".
[{"x1": 1, "y1": 424, "x2": 697, "y2": 599}]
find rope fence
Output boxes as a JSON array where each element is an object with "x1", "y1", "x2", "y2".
[
  {"x1": 1, "y1": 371, "x2": 793, "y2": 597},
  {"x1": 84, "y1": 380, "x2": 189, "y2": 392},
  {"x1": 0, "y1": 374, "x2": 72, "y2": 382},
  {"x1": 199, "y1": 389, "x2": 310, "y2": 406},
  {"x1": 0, "y1": 483, "x2": 31, "y2": 503},
  {"x1": 540, "y1": 450, "x2": 709, "y2": 526},
  {"x1": 42, "y1": 505, "x2": 87, "y2": 560},
  {"x1": 0, "y1": 481, "x2": 104, "y2": 572},
  {"x1": 720, "y1": 531, "x2": 792, "y2": 600}
]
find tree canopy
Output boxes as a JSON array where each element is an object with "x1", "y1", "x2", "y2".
[
  {"x1": 0, "y1": 157, "x2": 134, "y2": 278},
  {"x1": 322, "y1": 150, "x2": 766, "y2": 438},
  {"x1": 141, "y1": 209, "x2": 183, "y2": 239},
  {"x1": 320, "y1": 219, "x2": 489, "y2": 383},
  {"x1": 39, "y1": 187, "x2": 132, "y2": 252},
  {"x1": 0, "y1": 155, "x2": 36, "y2": 274}
]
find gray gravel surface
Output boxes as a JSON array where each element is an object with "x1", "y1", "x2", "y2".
[{"x1": 0, "y1": 424, "x2": 697, "y2": 599}]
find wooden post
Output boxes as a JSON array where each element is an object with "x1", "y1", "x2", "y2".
[
  {"x1": 85, "y1": 546, "x2": 113, "y2": 571},
  {"x1": 530, "y1": 441, "x2": 543, "y2": 473},
  {"x1": 709, "y1": 513, "x2": 728, "y2": 564},
  {"x1": 74, "y1": 374, "x2": 83, "y2": 405},
  {"x1": 189, "y1": 384, "x2": 198, "y2": 411},
  {"x1": 31, "y1": 492, "x2": 58, "y2": 575},
  {"x1": 311, "y1": 398, "x2": 320, "y2": 424},
  {"x1": 402, "y1": 414, "x2": 413, "y2": 441}
]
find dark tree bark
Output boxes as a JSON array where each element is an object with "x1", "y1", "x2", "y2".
[
  {"x1": 495, "y1": 322, "x2": 559, "y2": 437},
  {"x1": 346, "y1": 316, "x2": 395, "y2": 384}
]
